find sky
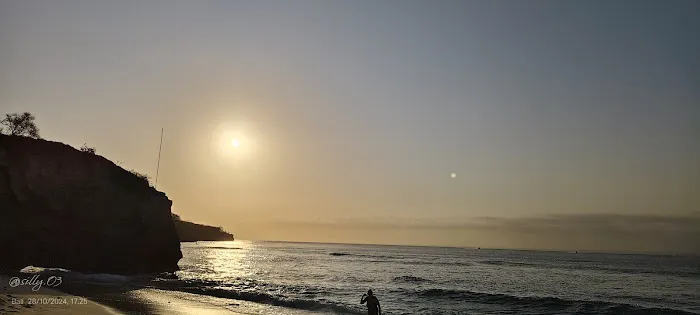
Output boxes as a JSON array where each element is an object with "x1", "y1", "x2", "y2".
[{"x1": 1, "y1": 0, "x2": 698, "y2": 253}]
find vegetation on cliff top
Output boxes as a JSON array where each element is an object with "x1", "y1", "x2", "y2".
[{"x1": 1, "y1": 112, "x2": 41, "y2": 138}]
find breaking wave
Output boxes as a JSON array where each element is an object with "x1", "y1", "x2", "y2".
[
  {"x1": 410, "y1": 288, "x2": 696, "y2": 315},
  {"x1": 393, "y1": 275, "x2": 431, "y2": 283}
]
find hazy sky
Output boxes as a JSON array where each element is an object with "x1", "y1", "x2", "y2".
[{"x1": 2, "y1": 0, "x2": 698, "y2": 253}]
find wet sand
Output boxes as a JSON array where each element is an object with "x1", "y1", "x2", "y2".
[
  {"x1": 0, "y1": 274, "x2": 245, "y2": 315},
  {"x1": 0, "y1": 275, "x2": 120, "y2": 315}
]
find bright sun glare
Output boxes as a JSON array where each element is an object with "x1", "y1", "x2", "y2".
[{"x1": 213, "y1": 123, "x2": 258, "y2": 163}]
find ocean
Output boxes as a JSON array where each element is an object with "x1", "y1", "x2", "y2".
[{"x1": 146, "y1": 240, "x2": 700, "y2": 315}]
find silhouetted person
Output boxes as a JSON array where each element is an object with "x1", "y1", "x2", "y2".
[{"x1": 360, "y1": 289, "x2": 381, "y2": 315}]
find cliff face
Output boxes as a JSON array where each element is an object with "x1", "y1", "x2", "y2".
[
  {"x1": 173, "y1": 215, "x2": 234, "y2": 242},
  {"x1": 0, "y1": 135, "x2": 182, "y2": 274}
]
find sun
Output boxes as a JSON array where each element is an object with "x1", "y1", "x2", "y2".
[{"x1": 212, "y1": 123, "x2": 258, "y2": 163}]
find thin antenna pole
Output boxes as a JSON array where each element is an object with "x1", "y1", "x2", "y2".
[{"x1": 155, "y1": 128, "x2": 163, "y2": 188}]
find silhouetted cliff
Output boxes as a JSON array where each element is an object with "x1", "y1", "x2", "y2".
[
  {"x1": 172, "y1": 214, "x2": 234, "y2": 242},
  {"x1": 0, "y1": 135, "x2": 182, "y2": 274}
]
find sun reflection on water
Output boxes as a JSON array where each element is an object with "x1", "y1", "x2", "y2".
[{"x1": 178, "y1": 240, "x2": 257, "y2": 283}]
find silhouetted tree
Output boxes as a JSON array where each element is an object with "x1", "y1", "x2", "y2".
[
  {"x1": 80, "y1": 143, "x2": 96, "y2": 154},
  {"x1": 1, "y1": 112, "x2": 41, "y2": 138}
]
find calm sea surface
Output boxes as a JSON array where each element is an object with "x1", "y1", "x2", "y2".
[{"x1": 152, "y1": 241, "x2": 700, "y2": 315}]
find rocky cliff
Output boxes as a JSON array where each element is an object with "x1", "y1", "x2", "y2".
[
  {"x1": 0, "y1": 135, "x2": 182, "y2": 274},
  {"x1": 172, "y1": 214, "x2": 234, "y2": 242}
]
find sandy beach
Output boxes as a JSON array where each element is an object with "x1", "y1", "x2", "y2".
[
  {"x1": 0, "y1": 275, "x2": 120, "y2": 315},
  {"x1": 0, "y1": 274, "x2": 245, "y2": 315}
]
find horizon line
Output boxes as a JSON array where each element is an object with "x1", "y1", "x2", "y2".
[{"x1": 214, "y1": 239, "x2": 699, "y2": 257}]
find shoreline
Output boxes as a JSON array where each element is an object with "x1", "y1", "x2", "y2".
[
  {"x1": 0, "y1": 274, "x2": 120, "y2": 315},
  {"x1": 0, "y1": 273, "x2": 245, "y2": 315}
]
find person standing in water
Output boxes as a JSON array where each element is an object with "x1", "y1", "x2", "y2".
[{"x1": 360, "y1": 289, "x2": 381, "y2": 315}]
